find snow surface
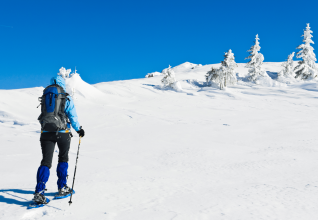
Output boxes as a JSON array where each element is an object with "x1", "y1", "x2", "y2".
[{"x1": 1, "y1": 62, "x2": 318, "y2": 220}]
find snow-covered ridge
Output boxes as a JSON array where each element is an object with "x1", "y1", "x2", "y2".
[
  {"x1": 0, "y1": 61, "x2": 314, "y2": 130},
  {"x1": 17, "y1": 61, "x2": 318, "y2": 123},
  {"x1": 145, "y1": 61, "x2": 307, "y2": 91}
]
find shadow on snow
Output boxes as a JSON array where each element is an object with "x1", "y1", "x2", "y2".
[
  {"x1": 0, "y1": 189, "x2": 55, "y2": 207},
  {"x1": 266, "y1": 71, "x2": 278, "y2": 80}
]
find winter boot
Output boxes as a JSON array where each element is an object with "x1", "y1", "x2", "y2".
[
  {"x1": 59, "y1": 185, "x2": 72, "y2": 196},
  {"x1": 32, "y1": 192, "x2": 48, "y2": 204},
  {"x1": 54, "y1": 185, "x2": 73, "y2": 199}
]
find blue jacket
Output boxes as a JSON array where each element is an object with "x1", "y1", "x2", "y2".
[{"x1": 43, "y1": 76, "x2": 81, "y2": 132}]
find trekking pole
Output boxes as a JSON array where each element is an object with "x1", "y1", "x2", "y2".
[{"x1": 69, "y1": 136, "x2": 82, "y2": 206}]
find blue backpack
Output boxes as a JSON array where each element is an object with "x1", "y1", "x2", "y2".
[{"x1": 38, "y1": 83, "x2": 69, "y2": 133}]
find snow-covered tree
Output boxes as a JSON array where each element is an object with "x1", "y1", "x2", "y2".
[
  {"x1": 294, "y1": 23, "x2": 318, "y2": 80},
  {"x1": 205, "y1": 49, "x2": 237, "y2": 90},
  {"x1": 206, "y1": 67, "x2": 228, "y2": 90},
  {"x1": 70, "y1": 67, "x2": 79, "y2": 78},
  {"x1": 161, "y1": 65, "x2": 176, "y2": 87},
  {"x1": 161, "y1": 65, "x2": 182, "y2": 90},
  {"x1": 218, "y1": 66, "x2": 226, "y2": 90},
  {"x1": 58, "y1": 67, "x2": 71, "y2": 79},
  {"x1": 278, "y1": 52, "x2": 295, "y2": 78},
  {"x1": 245, "y1": 34, "x2": 267, "y2": 82},
  {"x1": 206, "y1": 67, "x2": 220, "y2": 84},
  {"x1": 220, "y1": 49, "x2": 238, "y2": 87}
]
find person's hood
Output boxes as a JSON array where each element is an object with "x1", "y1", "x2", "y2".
[{"x1": 50, "y1": 76, "x2": 66, "y2": 91}]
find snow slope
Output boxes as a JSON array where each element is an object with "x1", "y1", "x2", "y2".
[{"x1": 1, "y1": 62, "x2": 318, "y2": 220}]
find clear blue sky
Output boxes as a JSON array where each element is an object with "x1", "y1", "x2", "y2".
[{"x1": 0, "y1": 0, "x2": 317, "y2": 89}]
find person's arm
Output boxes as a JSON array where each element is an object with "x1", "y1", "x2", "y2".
[{"x1": 65, "y1": 96, "x2": 81, "y2": 131}]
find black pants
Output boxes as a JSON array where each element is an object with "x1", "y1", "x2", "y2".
[{"x1": 40, "y1": 133, "x2": 72, "y2": 169}]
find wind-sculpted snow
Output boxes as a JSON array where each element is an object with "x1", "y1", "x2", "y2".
[
  {"x1": 1, "y1": 62, "x2": 318, "y2": 220},
  {"x1": 64, "y1": 73, "x2": 106, "y2": 100}
]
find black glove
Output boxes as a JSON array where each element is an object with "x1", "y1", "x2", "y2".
[{"x1": 77, "y1": 127, "x2": 85, "y2": 137}]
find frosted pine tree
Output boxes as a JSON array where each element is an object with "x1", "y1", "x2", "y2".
[
  {"x1": 58, "y1": 67, "x2": 71, "y2": 79},
  {"x1": 294, "y1": 23, "x2": 318, "y2": 80},
  {"x1": 219, "y1": 66, "x2": 225, "y2": 90},
  {"x1": 161, "y1": 65, "x2": 175, "y2": 86},
  {"x1": 206, "y1": 49, "x2": 237, "y2": 90},
  {"x1": 206, "y1": 67, "x2": 220, "y2": 85},
  {"x1": 205, "y1": 67, "x2": 225, "y2": 90},
  {"x1": 245, "y1": 34, "x2": 266, "y2": 82},
  {"x1": 161, "y1": 65, "x2": 182, "y2": 90},
  {"x1": 278, "y1": 52, "x2": 295, "y2": 78},
  {"x1": 220, "y1": 49, "x2": 238, "y2": 87}
]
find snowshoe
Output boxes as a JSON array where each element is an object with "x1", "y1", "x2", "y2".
[
  {"x1": 28, "y1": 193, "x2": 50, "y2": 209},
  {"x1": 54, "y1": 185, "x2": 75, "y2": 200}
]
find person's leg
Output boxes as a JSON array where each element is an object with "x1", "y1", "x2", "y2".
[
  {"x1": 35, "y1": 133, "x2": 56, "y2": 194},
  {"x1": 56, "y1": 133, "x2": 71, "y2": 189},
  {"x1": 35, "y1": 166, "x2": 50, "y2": 194}
]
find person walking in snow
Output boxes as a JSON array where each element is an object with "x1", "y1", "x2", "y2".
[{"x1": 32, "y1": 75, "x2": 85, "y2": 204}]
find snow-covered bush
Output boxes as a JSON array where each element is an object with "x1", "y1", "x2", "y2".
[
  {"x1": 245, "y1": 34, "x2": 267, "y2": 82},
  {"x1": 161, "y1": 65, "x2": 182, "y2": 91},
  {"x1": 294, "y1": 23, "x2": 318, "y2": 80},
  {"x1": 161, "y1": 65, "x2": 175, "y2": 86},
  {"x1": 145, "y1": 72, "x2": 161, "y2": 78},
  {"x1": 206, "y1": 67, "x2": 227, "y2": 89},
  {"x1": 205, "y1": 49, "x2": 237, "y2": 90},
  {"x1": 206, "y1": 67, "x2": 220, "y2": 85},
  {"x1": 58, "y1": 67, "x2": 72, "y2": 79},
  {"x1": 278, "y1": 52, "x2": 295, "y2": 79}
]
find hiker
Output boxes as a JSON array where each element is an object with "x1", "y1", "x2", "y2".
[{"x1": 33, "y1": 75, "x2": 85, "y2": 204}]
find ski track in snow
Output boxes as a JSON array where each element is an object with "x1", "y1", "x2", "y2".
[{"x1": 1, "y1": 62, "x2": 318, "y2": 220}]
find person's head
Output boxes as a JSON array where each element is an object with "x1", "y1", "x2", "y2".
[{"x1": 50, "y1": 75, "x2": 66, "y2": 91}]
